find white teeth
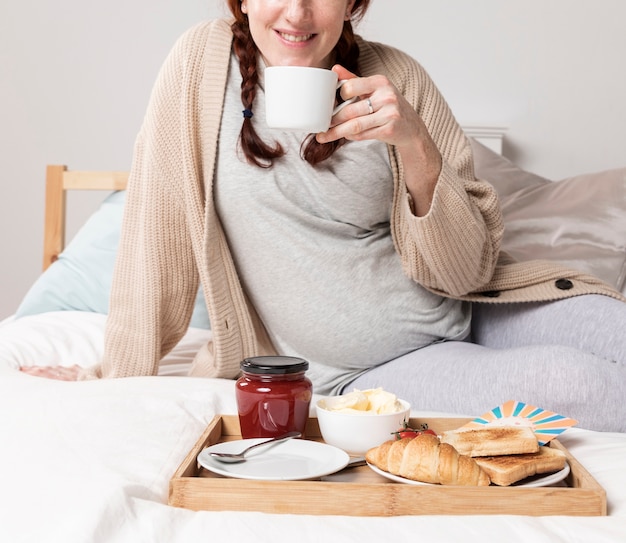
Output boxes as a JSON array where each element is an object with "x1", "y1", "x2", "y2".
[{"x1": 279, "y1": 32, "x2": 313, "y2": 43}]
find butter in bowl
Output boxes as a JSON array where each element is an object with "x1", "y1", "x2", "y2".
[{"x1": 316, "y1": 388, "x2": 410, "y2": 455}]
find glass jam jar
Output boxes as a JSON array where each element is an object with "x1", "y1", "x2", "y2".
[{"x1": 236, "y1": 356, "x2": 312, "y2": 439}]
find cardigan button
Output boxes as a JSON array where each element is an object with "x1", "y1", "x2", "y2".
[
  {"x1": 555, "y1": 278, "x2": 574, "y2": 290},
  {"x1": 481, "y1": 290, "x2": 501, "y2": 298}
]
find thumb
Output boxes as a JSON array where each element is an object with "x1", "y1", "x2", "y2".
[{"x1": 331, "y1": 64, "x2": 357, "y2": 81}]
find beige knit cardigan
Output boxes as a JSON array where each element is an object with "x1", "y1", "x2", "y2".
[{"x1": 82, "y1": 19, "x2": 624, "y2": 380}]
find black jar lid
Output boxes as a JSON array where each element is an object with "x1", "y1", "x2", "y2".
[{"x1": 240, "y1": 356, "x2": 309, "y2": 375}]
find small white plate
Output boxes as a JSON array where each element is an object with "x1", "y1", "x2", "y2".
[
  {"x1": 367, "y1": 461, "x2": 570, "y2": 487},
  {"x1": 198, "y1": 438, "x2": 350, "y2": 481}
]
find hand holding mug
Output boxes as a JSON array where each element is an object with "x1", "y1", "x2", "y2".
[
  {"x1": 319, "y1": 65, "x2": 442, "y2": 217},
  {"x1": 317, "y1": 65, "x2": 432, "y2": 149}
]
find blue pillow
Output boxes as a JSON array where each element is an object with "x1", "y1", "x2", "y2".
[{"x1": 16, "y1": 191, "x2": 211, "y2": 329}]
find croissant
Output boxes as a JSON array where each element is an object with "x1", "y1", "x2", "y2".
[{"x1": 365, "y1": 434, "x2": 491, "y2": 486}]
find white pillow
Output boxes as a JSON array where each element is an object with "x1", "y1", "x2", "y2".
[{"x1": 0, "y1": 311, "x2": 210, "y2": 375}]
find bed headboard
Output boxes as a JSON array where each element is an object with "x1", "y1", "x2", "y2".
[
  {"x1": 43, "y1": 128, "x2": 506, "y2": 272},
  {"x1": 39, "y1": 123, "x2": 626, "y2": 308},
  {"x1": 43, "y1": 165, "x2": 128, "y2": 271},
  {"x1": 462, "y1": 126, "x2": 505, "y2": 155}
]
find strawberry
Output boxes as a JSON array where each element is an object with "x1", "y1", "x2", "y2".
[{"x1": 392, "y1": 420, "x2": 437, "y2": 440}]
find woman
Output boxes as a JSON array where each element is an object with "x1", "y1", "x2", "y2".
[{"x1": 22, "y1": 0, "x2": 626, "y2": 431}]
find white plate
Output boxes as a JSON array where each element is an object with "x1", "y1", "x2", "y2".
[
  {"x1": 367, "y1": 461, "x2": 570, "y2": 488},
  {"x1": 198, "y1": 438, "x2": 350, "y2": 481},
  {"x1": 510, "y1": 462, "x2": 570, "y2": 488}
]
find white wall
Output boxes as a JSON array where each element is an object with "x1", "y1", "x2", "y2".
[
  {"x1": 1, "y1": 0, "x2": 624, "y2": 319},
  {"x1": 359, "y1": 0, "x2": 626, "y2": 178}
]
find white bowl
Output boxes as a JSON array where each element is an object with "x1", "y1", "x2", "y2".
[{"x1": 315, "y1": 398, "x2": 411, "y2": 455}]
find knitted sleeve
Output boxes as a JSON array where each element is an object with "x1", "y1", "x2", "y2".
[
  {"x1": 79, "y1": 23, "x2": 212, "y2": 379},
  {"x1": 359, "y1": 41, "x2": 503, "y2": 297}
]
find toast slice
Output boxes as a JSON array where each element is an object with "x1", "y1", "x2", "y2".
[
  {"x1": 474, "y1": 446, "x2": 567, "y2": 486},
  {"x1": 440, "y1": 426, "x2": 539, "y2": 457}
]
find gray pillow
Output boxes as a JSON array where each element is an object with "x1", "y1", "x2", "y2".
[
  {"x1": 470, "y1": 138, "x2": 548, "y2": 198},
  {"x1": 472, "y1": 139, "x2": 626, "y2": 293}
]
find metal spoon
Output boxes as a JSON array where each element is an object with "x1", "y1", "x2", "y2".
[{"x1": 208, "y1": 431, "x2": 302, "y2": 463}]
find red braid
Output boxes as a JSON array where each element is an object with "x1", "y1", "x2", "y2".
[{"x1": 231, "y1": 20, "x2": 283, "y2": 168}]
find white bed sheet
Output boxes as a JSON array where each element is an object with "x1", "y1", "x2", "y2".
[{"x1": 1, "y1": 312, "x2": 625, "y2": 543}]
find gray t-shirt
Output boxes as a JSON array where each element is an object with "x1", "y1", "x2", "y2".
[{"x1": 215, "y1": 57, "x2": 470, "y2": 394}]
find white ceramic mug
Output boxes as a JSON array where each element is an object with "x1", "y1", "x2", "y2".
[{"x1": 264, "y1": 66, "x2": 355, "y2": 133}]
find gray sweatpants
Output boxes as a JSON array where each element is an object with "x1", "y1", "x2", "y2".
[{"x1": 347, "y1": 295, "x2": 626, "y2": 432}]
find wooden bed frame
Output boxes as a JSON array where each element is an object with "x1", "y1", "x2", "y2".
[
  {"x1": 42, "y1": 127, "x2": 504, "y2": 272},
  {"x1": 43, "y1": 165, "x2": 128, "y2": 271}
]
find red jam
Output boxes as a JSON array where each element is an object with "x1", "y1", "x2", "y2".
[{"x1": 236, "y1": 356, "x2": 312, "y2": 439}]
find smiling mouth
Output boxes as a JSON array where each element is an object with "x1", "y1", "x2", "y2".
[{"x1": 277, "y1": 31, "x2": 314, "y2": 43}]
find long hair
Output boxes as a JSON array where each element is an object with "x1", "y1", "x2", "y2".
[{"x1": 226, "y1": 0, "x2": 372, "y2": 167}]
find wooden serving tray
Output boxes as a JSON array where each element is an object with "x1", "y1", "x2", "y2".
[{"x1": 168, "y1": 415, "x2": 606, "y2": 516}]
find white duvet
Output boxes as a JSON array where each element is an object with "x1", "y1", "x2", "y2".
[{"x1": 1, "y1": 312, "x2": 625, "y2": 543}]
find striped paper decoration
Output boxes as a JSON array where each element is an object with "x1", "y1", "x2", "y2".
[{"x1": 461, "y1": 400, "x2": 578, "y2": 445}]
